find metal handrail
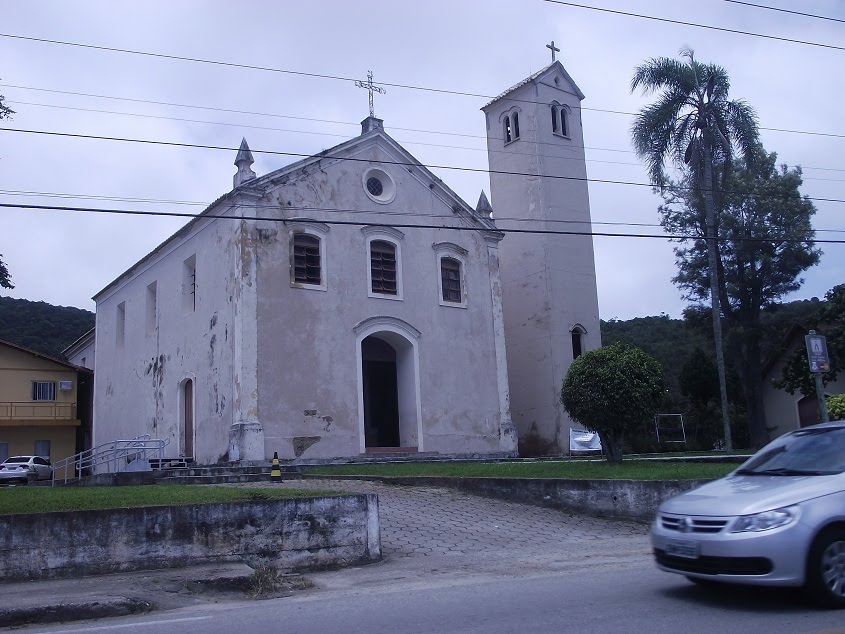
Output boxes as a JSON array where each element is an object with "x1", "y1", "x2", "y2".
[{"x1": 51, "y1": 434, "x2": 170, "y2": 485}]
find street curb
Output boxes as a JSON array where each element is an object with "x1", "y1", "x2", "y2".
[{"x1": 0, "y1": 597, "x2": 153, "y2": 628}]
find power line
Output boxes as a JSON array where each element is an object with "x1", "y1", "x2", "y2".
[
  {"x1": 721, "y1": 0, "x2": 845, "y2": 24},
  {"x1": 8, "y1": 99, "x2": 643, "y2": 169},
  {"x1": 11, "y1": 98, "x2": 845, "y2": 182},
  {"x1": 4, "y1": 126, "x2": 845, "y2": 206},
  {"x1": 5, "y1": 188, "x2": 843, "y2": 233},
  {"x1": 2, "y1": 31, "x2": 845, "y2": 140},
  {"x1": 541, "y1": 0, "x2": 845, "y2": 52},
  {"x1": 3, "y1": 201, "x2": 840, "y2": 244},
  {"x1": 0, "y1": 71, "x2": 845, "y2": 141}
]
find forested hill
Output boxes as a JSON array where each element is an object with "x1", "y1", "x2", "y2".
[
  {"x1": 600, "y1": 298, "x2": 822, "y2": 407},
  {"x1": 0, "y1": 296, "x2": 94, "y2": 360}
]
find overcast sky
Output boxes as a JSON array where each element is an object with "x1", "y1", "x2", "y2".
[{"x1": 1, "y1": 0, "x2": 843, "y2": 320}]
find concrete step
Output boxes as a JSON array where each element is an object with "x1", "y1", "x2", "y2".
[
  {"x1": 158, "y1": 466, "x2": 269, "y2": 478},
  {"x1": 156, "y1": 473, "x2": 301, "y2": 485}
]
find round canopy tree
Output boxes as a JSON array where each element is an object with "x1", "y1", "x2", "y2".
[{"x1": 561, "y1": 343, "x2": 664, "y2": 464}]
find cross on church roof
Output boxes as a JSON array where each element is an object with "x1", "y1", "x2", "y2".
[
  {"x1": 354, "y1": 70, "x2": 386, "y2": 118},
  {"x1": 546, "y1": 40, "x2": 560, "y2": 62}
]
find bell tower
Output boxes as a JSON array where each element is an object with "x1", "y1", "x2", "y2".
[{"x1": 482, "y1": 59, "x2": 601, "y2": 455}]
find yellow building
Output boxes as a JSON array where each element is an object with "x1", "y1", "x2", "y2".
[{"x1": 0, "y1": 339, "x2": 91, "y2": 465}]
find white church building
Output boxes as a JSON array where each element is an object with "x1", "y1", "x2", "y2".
[{"x1": 91, "y1": 57, "x2": 601, "y2": 462}]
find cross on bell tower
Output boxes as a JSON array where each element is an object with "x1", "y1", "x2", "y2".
[
  {"x1": 546, "y1": 40, "x2": 560, "y2": 62},
  {"x1": 355, "y1": 70, "x2": 386, "y2": 118}
]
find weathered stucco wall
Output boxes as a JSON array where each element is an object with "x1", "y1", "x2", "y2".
[
  {"x1": 0, "y1": 494, "x2": 380, "y2": 581},
  {"x1": 485, "y1": 65, "x2": 602, "y2": 456},
  {"x1": 93, "y1": 210, "x2": 241, "y2": 462},
  {"x1": 254, "y1": 138, "x2": 513, "y2": 459},
  {"x1": 93, "y1": 126, "x2": 516, "y2": 464}
]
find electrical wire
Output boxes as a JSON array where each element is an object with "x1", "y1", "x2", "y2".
[
  {"x1": 2, "y1": 201, "x2": 839, "y2": 244},
  {"x1": 3, "y1": 126, "x2": 844, "y2": 206},
  {"x1": 541, "y1": 0, "x2": 845, "y2": 52},
  {"x1": 10, "y1": 98, "x2": 845, "y2": 182},
  {"x1": 721, "y1": 0, "x2": 845, "y2": 24},
  {"x1": 2, "y1": 188, "x2": 844, "y2": 233}
]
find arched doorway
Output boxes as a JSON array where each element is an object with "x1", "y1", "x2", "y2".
[
  {"x1": 362, "y1": 336, "x2": 400, "y2": 448},
  {"x1": 181, "y1": 378, "x2": 194, "y2": 458},
  {"x1": 355, "y1": 319, "x2": 422, "y2": 453}
]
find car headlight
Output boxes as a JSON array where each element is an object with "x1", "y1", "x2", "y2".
[{"x1": 731, "y1": 506, "x2": 801, "y2": 533}]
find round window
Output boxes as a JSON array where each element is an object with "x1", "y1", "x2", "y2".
[
  {"x1": 366, "y1": 176, "x2": 384, "y2": 197},
  {"x1": 362, "y1": 168, "x2": 396, "y2": 204}
]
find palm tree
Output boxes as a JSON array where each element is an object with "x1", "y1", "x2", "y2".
[{"x1": 631, "y1": 48, "x2": 758, "y2": 451}]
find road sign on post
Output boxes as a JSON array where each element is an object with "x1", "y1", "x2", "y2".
[
  {"x1": 805, "y1": 331, "x2": 831, "y2": 374},
  {"x1": 805, "y1": 330, "x2": 830, "y2": 423}
]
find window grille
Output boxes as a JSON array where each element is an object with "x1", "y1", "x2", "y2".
[
  {"x1": 293, "y1": 234, "x2": 321, "y2": 285},
  {"x1": 370, "y1": 240, "x2": 397, "y2": 295},
  {"x1": 32, "y1": 381, "x2": 56, "y2": 401},
  {"x1": 441, "y1": 258, "x2": 462, "y2": 303}
]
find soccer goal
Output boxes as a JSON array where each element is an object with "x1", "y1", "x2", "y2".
[{"x1": 654, "y1": 413, "x2": 687, "y2": 444}]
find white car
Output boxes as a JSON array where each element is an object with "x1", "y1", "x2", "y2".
[
  {"x1": 0, "y1": 455, "x2": 53, "y2": 484},
  {"x1": 651, "y1": 421, "x2": 845, "y2": 608}
]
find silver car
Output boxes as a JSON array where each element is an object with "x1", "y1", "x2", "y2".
[
  {"x1": 0, "y1": 455, "x2": 53, "y2": 484},
  {"x1": 651, "y1": 421, "x2": 845, "y2": 608}
]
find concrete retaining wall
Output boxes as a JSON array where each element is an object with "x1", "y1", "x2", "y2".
[
  {"x1": 308, "y1": 475, "x2": 710, "y2": 521},
  {"x1": 0, "y1": 494, "x2": 380, "y2": 581}
]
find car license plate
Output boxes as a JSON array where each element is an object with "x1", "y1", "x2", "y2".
[{"x1": 665, "y1": 539, "x2": 699, "y2": 559}]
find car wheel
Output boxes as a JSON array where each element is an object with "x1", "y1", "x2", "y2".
[{"x1": 806, "y1": 528, "x2": 845, "y2": 609}]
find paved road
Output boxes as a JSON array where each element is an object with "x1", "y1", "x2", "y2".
[
  {"x1": 27, "y1": 563, "x2": 845, "y2": 634},
  {"x1": 13, "y1": 479, "x2": 845, "y2": 633}
]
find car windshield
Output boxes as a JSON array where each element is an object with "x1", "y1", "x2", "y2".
[
  {"x1": 3, "y1": 457, "x2": 30, "y2": 464},
  {"x1": 736, "y1": 426, "x2": 845, "y2": 476}
]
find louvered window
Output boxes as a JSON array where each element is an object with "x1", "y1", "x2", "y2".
[
  {"x1": 441, "y1": 258, "x2": 462, "y2": 303},
  {"x1": 293, "y1": 233, "x2": 321, "y2": 285},
  {"x1": 370, "y1": 240, "x2": 397, "y2": 295}
]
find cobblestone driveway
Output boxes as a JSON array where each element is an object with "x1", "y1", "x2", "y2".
[{"x1": 278, "y1": 479, "x2": 650, "y2": 572}]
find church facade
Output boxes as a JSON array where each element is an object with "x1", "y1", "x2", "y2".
[{"x1": 92, "y1": 59, "x2": 600, "y2": 462}]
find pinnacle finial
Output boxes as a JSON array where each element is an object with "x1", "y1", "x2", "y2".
[
  {"x1": 476, "y1": 191, "x2": 493, "y2": 218},
  {"x1": 234, "y1": 137, "x2": 256, "y2": 188}
]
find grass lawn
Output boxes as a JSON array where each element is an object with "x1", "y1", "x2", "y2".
[
  {"x1": 0, "y1": 485, "x2": 338, "y2": 516},
  {"x1": 307, "y1": 460, "x2": 737, "y2": 481}
]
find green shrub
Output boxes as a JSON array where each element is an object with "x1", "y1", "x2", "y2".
[{"x1": 828, "y1": 394, "x2": 845, "y2": 421}]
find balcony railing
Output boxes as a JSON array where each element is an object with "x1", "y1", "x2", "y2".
[{"x1": 0, "y1": 401, "x2": 78, "y2": 421}]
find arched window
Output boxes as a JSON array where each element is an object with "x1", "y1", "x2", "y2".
[
  {"x1": 370, "y1": 240, "x2": 397, "y2": 295},
  {"x1": 502, "y1": 110, "x2": 521, "y2": 144},
  {"x1": 292, "y1": 233, "x2": 321, "y2": 285},
  {"x1": 552, "y1": 104, "x2": 569, "y2": 137},
  {"x1": 571, "y1": 326, "x2": 585, "y2": 359}
]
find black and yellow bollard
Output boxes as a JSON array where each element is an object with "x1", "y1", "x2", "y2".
[{"x1": 270, "y1": 451, "x2": 282, "y2": 483}]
